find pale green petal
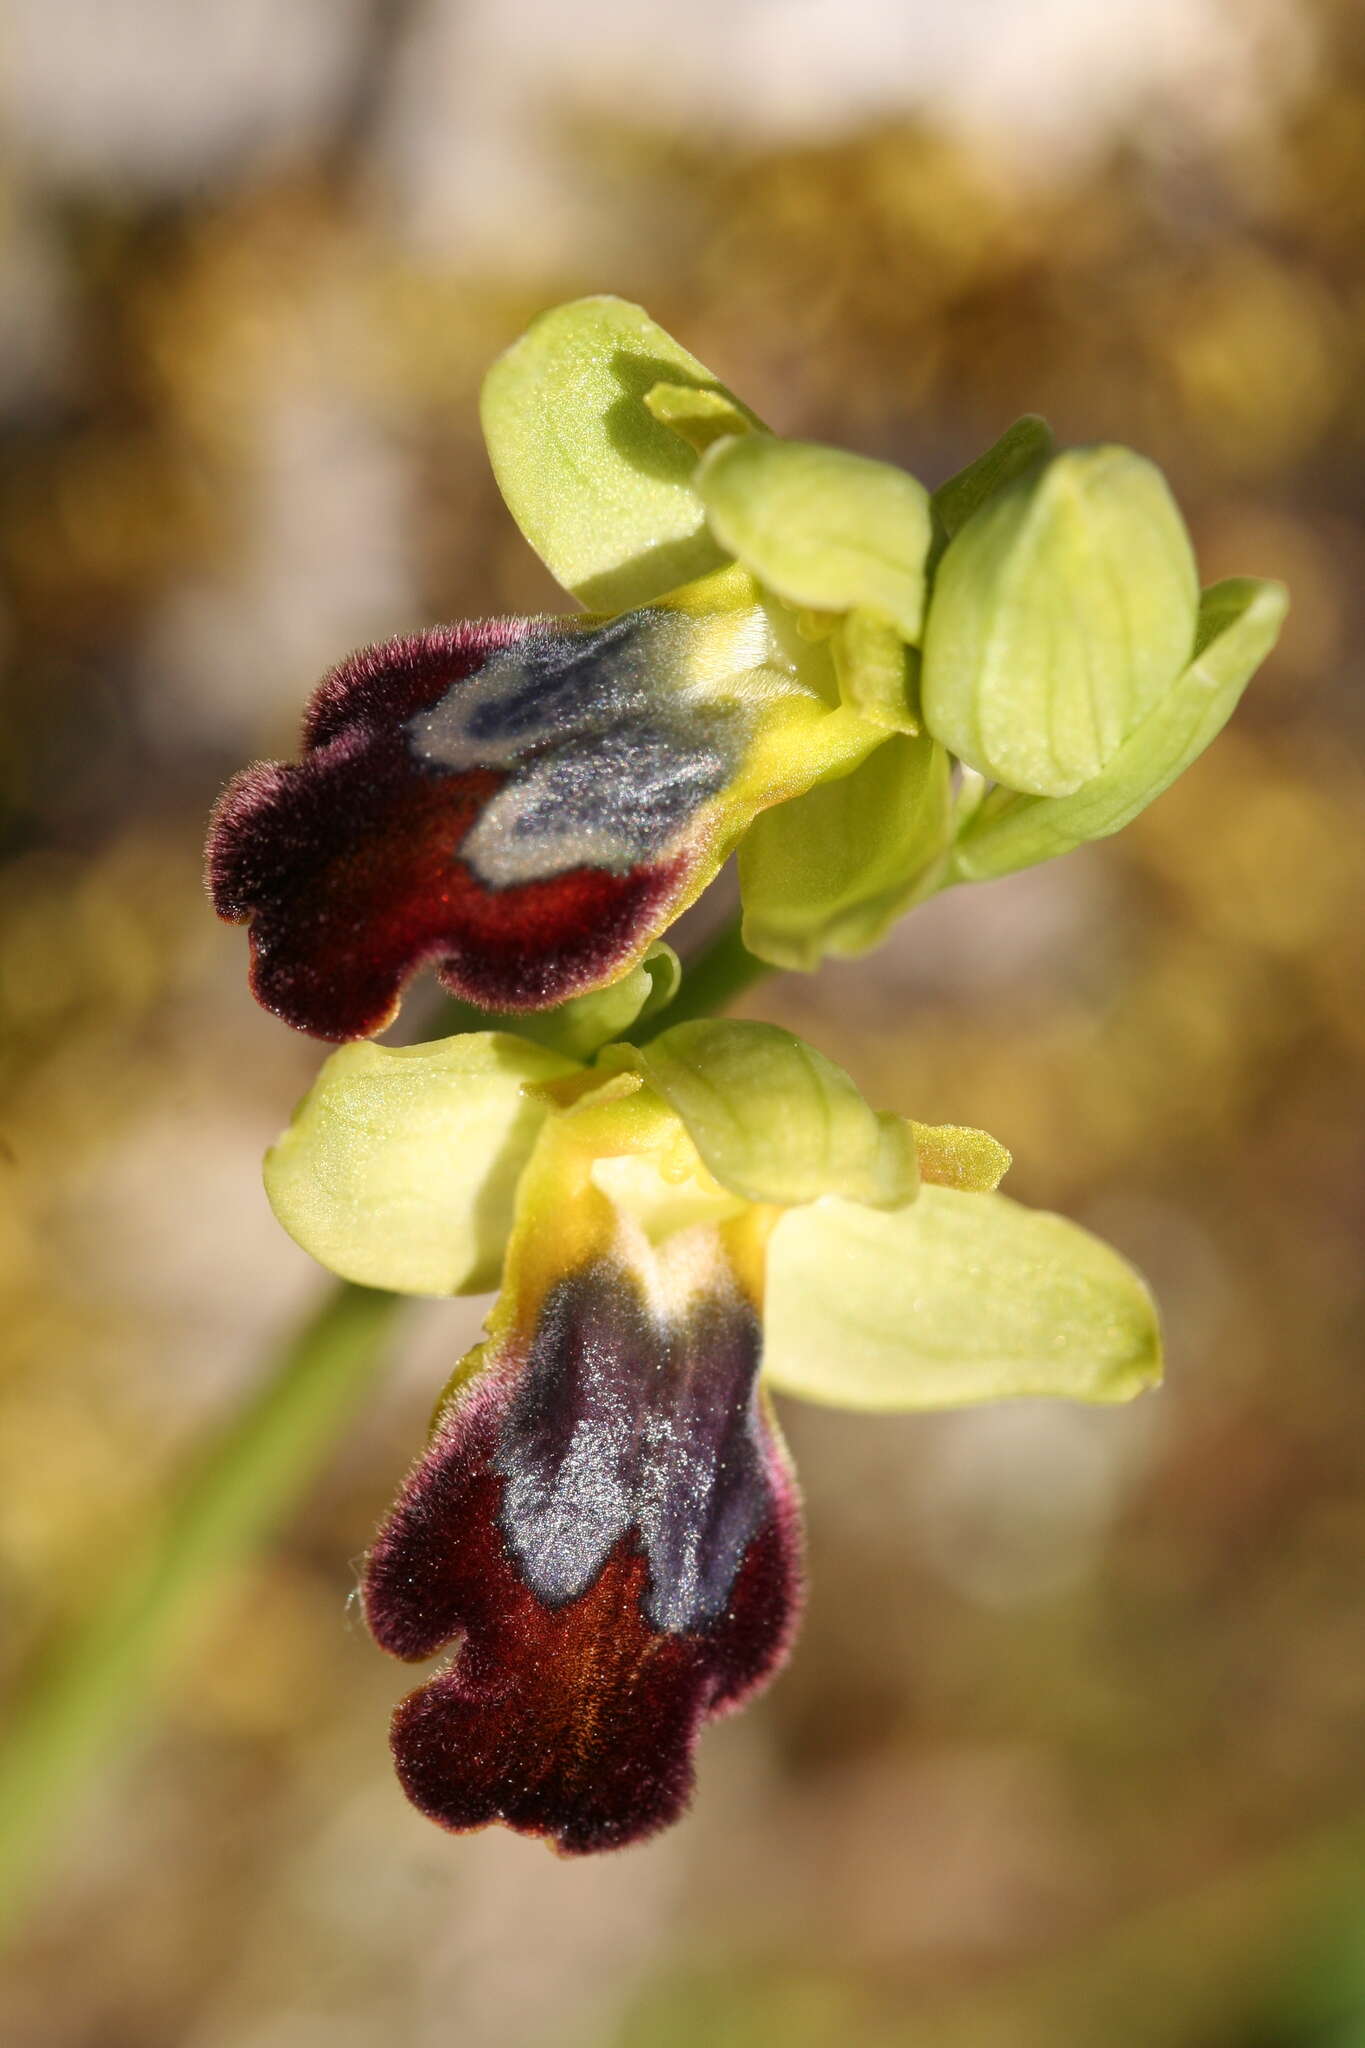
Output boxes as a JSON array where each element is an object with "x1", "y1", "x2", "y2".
[
  {"x1": 831, "y1": 609, "x2": 921, "y2": 732},
  {"x1": 922, "y1": 446, "x2": 1199, "y2": 796},
  {"x1": 739, "y1": 732, "x2": 952, "y2": 971},
  {"x1": 911, "y1": 1122, "x2": 1012, "y2": 1191},
  {"x1": 436, "y1": 943, "x2": 682, "y2": 1060},
  {"x1": 928, "y1": 414, "x2": 1054, "y2": 567},
  {"x1": 264, "y1": 1034, "x2": 578, "y2": 1296},
  {"x1": 950, "y1": 578, "x2": 1289, "y2": 881},
  {"x1": 763, "y1": 1186, "x2": 1161, "y2": 1410},
  {"x1": 633, "y1": 940, "x2": 685, "y2": 1025},
  {"x1": 631, "y1": 1019, "x2": 918, "y2": 1208},
  {"x1": 645, "y1": 380, "x2": 758, "y2": 454},
  {"x1": 480, "y1": 296, "x2": 761, "y2": 610},
  {"x1": 697, "y1": 435, "x2": 932, "y2": 643}
]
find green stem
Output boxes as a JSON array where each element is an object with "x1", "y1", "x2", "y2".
[{"x1": 0, "y1": 1283, "x2": 403, "y2": 1945}]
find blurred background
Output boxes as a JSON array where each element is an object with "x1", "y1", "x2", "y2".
[{"x1": 2, "y1": 0, "x2": 1363, "y2": 2042}]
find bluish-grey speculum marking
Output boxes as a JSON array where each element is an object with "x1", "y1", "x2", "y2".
[
  {"x1": 405, "y1": 612, "x2": 741, "y2": 887},
  {"x1": 493, "y1": 1258, "x2": 768, "y2": 1632},
  {"x1": 459, "y1": 612, "x2": 657, "y2": 747}
]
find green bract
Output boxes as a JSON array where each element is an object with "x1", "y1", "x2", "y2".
[
  {"x1": 739, "y1": 731, "x2": 952, "y2": 971},
  {"x1": 922, "y1": 446, "x2": 1200, "y2": 796},
  {"x1": 763, "y1": 1186, "x2": 1162, "y2": 1410},
  {"x1": 629, "y1": 1018, "x2": 918, "y2": 1209},
  {"x1": 950, "y1": 577, "x2": 1290, "y2": 881},
  {"x1": 697, "y1": 435, "x2": 932, "y2": 644},
  {"x1": 264, "y1": 1035, "x2": 578, "y2": 1296},
  {"x1": 480, "y1": 295, "x2": 761, "y2": 611}
]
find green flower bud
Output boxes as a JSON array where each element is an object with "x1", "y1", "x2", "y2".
[
  {"x1": 948, "y1": 577, "x2": 1289, "y2": 881},
  {"x1": 922, "y1": 445, "x2": 1200, "y2": 796}
]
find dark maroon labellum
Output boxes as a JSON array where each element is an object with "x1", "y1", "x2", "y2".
[
  {"x1": 207, "y1": 614, "x2": 742, "y2": 1039},
  {"x1": 363, "y1": 1257, "x2": 801, "y2": 1854}
]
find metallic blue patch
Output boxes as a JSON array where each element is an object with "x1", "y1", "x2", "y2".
[
  {"x1": 494, "y1": 1258, "x2": 767, "y2": 1633},
  {"x1": 460, "y1": 612, "x2": 653, "y2": 747},
  {"x1": 405, "y1": 611, "x2": 742, "y2": 887}
]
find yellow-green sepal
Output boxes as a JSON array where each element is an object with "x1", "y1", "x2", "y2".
[
  {"x1": 628, "y1": 1018, "x2": 918, "y2": 1209},
  {"x1": 763, "y1": 1186, "x2": 1162, "y2": 1410},
  {"x1": 480, "y1": 296, "x2": 761, "y2": 611},
  {"x1": 696, "y1": 435, "x2": 932, "y2": 644},
  {"x1": 264, "y1": 1033, "x2": 579, "y2": 1296},
  {"x1": 922, "y1": 445, "x2": 1199, "y2": 796},
  {"x1": 738, "y1": 730, "x2": 952, "y2": 972},
  {"x1": 949, "y1": 578, "x2": 1289, "y2": 882}
]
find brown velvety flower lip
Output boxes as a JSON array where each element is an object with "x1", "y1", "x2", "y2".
[
  {"x1": 363, "y1": 1256, "x2": 802, "y2": 1854},
  {"x1": 206, "y1": 613, "x2": 741, "y2": 1040}
]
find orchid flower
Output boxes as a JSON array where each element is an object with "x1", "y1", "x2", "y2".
[
  {"x1": 206, "y1": 297, "x2": 1286, "y2": 1036},
  {"x1": 265, "y1": 1009, "x2": 1160, "y2": 1852},
  {"x1": 201, "y1": 295, "x2": 1287, "y2": 1856}
]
